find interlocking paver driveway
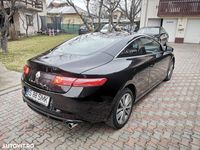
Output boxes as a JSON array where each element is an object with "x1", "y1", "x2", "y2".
[{"x1": 0, "y1": 43, "x2": 200, "y2": 150}]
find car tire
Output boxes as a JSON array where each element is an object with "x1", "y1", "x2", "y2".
[
  {"x1": 106, "y1": 88, "x2": 134, "y2": 129},
  {"x1": 164, "y1": 60, "x2": 174, "y2": 81}
]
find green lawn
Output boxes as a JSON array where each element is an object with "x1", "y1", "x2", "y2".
[{"x1": 0, "y1": 34, "x2": 76, "y2": 72}]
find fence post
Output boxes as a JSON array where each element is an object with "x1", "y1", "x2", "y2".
[{"x1": 49, "y1": 28, "x2": 51, "y2": 36}]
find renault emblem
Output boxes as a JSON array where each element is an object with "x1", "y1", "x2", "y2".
[{"x1": 35, "y1": 71, "x2": 41, "y2": 80}]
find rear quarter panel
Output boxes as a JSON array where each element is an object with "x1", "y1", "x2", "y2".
[{"x1": 82, "y1": 55, "x2": 153, "y2": 99}]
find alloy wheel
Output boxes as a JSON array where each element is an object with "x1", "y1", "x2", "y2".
[{"x1": 116, "y1": 93, "x2": 133, "y2": 125}]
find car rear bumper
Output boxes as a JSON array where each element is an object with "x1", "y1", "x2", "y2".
[{"x1": 22, "y1": 81, "x2": 113, "y2": 123}]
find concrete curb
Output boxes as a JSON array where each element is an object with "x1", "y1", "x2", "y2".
[
  {"x1": 0, "y1": 85, "x2": 21, "y2": 96},
  {"x1": 0, "y1": 62, "x2": 22, "y2": 92},
  {"x1": 0, "y1": 62, "x2": 7, "y2": 73}
]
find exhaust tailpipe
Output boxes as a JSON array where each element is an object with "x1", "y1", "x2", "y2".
[{"x1": 67, "y1": 123, "x2": 78, "y2": 129}]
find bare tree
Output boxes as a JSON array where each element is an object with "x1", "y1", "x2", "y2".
[
  {"x1": 86, "y1": 0, "x2": 104, "y2": 32},
  {"x1": 0, "y1": 0, "x2": 17, "y2": 53},
  {"x1": 66, "y1": 0, "x2": 103, "y2": 32},
  {"x1": 102, "y1": 0, "x2": 121, "y2": 32},
  {"x1": 119, "y1": 0, "x2": 141, "y2": 31}
]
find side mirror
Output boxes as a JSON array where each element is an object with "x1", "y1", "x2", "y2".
[
  {"x1": 160, "y1": 33, "x2": 165, "y2": 40},
  {"x1": 165, "y1": 46, "x2": 174, "y2": 52}
]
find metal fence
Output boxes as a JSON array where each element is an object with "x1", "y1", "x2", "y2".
[
  {"x1": 47, "y1": 23, "x2": 80, "y2": 34},
  {"x1": 61, "y1": 24, "x2": 80, "y2": 34}
]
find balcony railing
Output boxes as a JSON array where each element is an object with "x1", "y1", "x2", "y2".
[
  {"x1": 20, "y1": 0, "x2": 43, "y2": 10},
  {"x1": 158, "y1": 0, "x2": 200, "y2": 17},
  {"x1": 2, "y1": 0, "x2": 43, "y2": 11}
]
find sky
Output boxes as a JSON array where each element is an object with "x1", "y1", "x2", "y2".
[{"x1": 46, "y1": 0, "x2": 86, "y2": 10}]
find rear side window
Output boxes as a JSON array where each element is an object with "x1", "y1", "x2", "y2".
[
  {"x1": 140, "y1": 37, "x2": 161, "y2": 53},
  {"x1": 118, "y1": 38, "x2": 146, "y2": 57}
]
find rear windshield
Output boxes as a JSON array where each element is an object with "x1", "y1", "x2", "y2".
[
  {"x1": 53, "y1": 34, "x2": 120, "y2": 55},
  {"x1": 138, "y1": 28, "x2": 160, "y2": 35}
]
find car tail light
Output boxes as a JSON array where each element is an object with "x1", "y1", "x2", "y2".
[
  {"x1": 23, "y1": 65, "x2": 30, "y2": 75},
  {"x1": 73, "y1": 78, "x2": 107, "y2": 87},
  {"x1": 52, "y1": 76, "x2": 107, "y2": 87},
  {"x1": 53, "y1": 76, "x2": 77, "y2": 86}
]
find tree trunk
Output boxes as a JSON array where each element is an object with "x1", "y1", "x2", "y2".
[
  {"x1": 108, "y1": 19, "x2": 112, "y2": 32},
  {"x1": 130, "y1": 20, "x2": 135, "y2": 32},
  {"x1": 1, "y1": 32, "x2": 8, "y2": 54},
  {"x1": 26, "y1": 27, "x2": 29, "y2": 37},
  {"x1": 108, "y1": 11, "x2": 113, "y2": 32},
  {"x1": 9, "y1": 24, "x2": 18, "y2": 40}
]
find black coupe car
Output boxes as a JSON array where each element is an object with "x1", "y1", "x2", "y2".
[
  {"x1": 22, "y1": 32, "x2": 175, "y2": 129},
  {"x1": 137, "y1": 26, "x2": 169, "y2": 46}
]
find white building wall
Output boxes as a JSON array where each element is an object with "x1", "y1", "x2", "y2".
[
  {"x1": 140, "y1": 0, "x2": 160, "y2": 27},
  {"x1": 18, "y1": 10, "x2": 39, "y2": 35},
  {"x1": 38, "y1": 0, "x2": 47, "y2": 17},
  {"x1": 140, "y1": 0, "x2": 148, "y2": 27},
  {"x1": 146, "y1": 0, "x2": 160, "y2": 19},
  {"x1": 175, "y1": 18, "x2": 188, "y2": 39}
]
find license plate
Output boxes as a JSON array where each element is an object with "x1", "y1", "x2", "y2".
[{"x1": 25, "y1": 89, "x2": 50, "y2": 107}]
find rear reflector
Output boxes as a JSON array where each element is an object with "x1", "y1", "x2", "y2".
[
  {"x1": 53, "y1": 76, "x2": 107, "y2": 87},
  {"x1": 23, "y1": 65, "x2": 30, "y2": 75}
]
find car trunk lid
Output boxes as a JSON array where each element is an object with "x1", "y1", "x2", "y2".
[
  {"x1": 24, "y1": 52, "x2": 113, "y2": 93},
  {"x1": 31, "y1": 51, "x2": 113, "y2": 74}
]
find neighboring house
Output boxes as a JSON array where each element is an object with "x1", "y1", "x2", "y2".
[
  {"x1": 113, "y1": 9, "x2": 126, "y2": 20},
  {"x1": 11, "y1": 0, "x2": 47, "y2": 36},
  {"x1": 0, "y1": 0, "x2": 47, "y2": 38},
  {"x1": 47, "y1": 0, "x2": 86, "y2": 33},
  {"x1": 112, "y1": 9, "x2": 140, "y2": 26},
  {"x1": 93, "y1": 9, "x2": 138, "y2": 28},
  {"x1": 140, "y1": 0, "x2": 200, "y2": 43}
]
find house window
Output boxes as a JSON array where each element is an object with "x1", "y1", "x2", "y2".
[
  {"x1": 0, "y1": 14, "x2": 4, "y2": 28},
  {"x1": 26, "y1": 15, "x2": 33, "y2": 26},
  {"x1": 114, "y1": 15, "x2": 118, "y2": 19}
]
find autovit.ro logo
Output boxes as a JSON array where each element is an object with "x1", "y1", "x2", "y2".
[{"x1": 2, "y1": 143, "x2": 34, "y2": 149}]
